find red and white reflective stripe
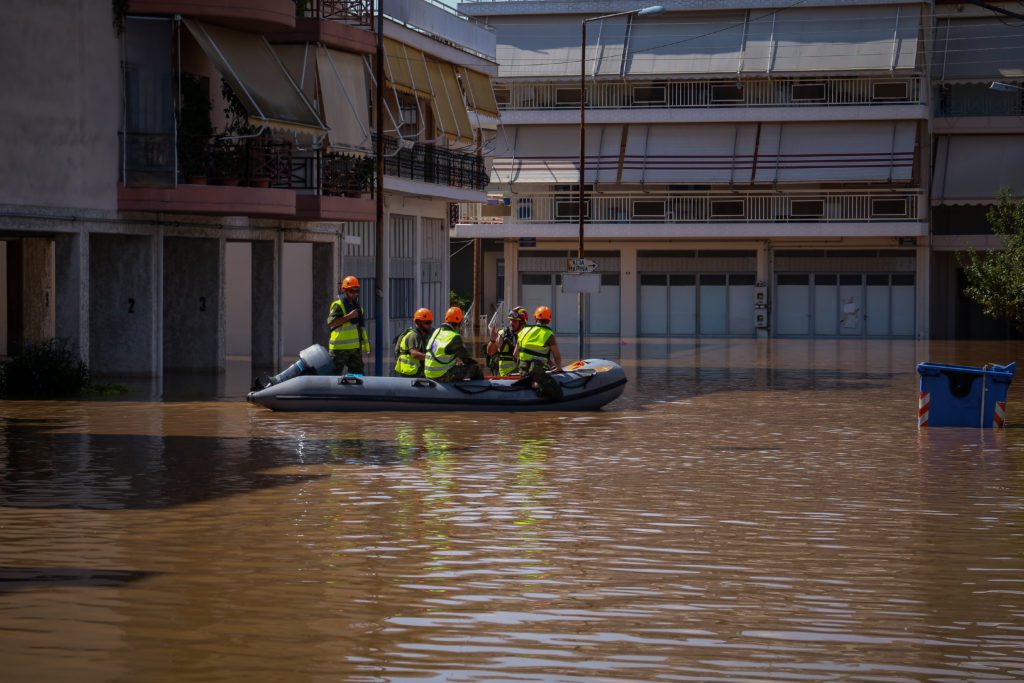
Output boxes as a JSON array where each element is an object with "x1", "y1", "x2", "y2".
[
  {"x1": 994, "y1": 401, "x2": 1006, "y2": 429},
  {"x1": 918, "y1": 391, "x2": 930, "y2": 428}
]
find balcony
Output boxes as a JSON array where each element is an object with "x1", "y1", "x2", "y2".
[
  {"x1": 379, "y1": 136, "x2": 488, "y2": 191},
  {"x1": 128, "y1": 0, "x2": 297, "y2": 32},
  {"x1": 117, "y1": 133, "x2": 375, "y2": 219},
  {"x1": 496, "y1": 76, "x2": 925, "y2": 112},
  {"x1": 458, "y1": 190, "x2": 923, "y2": 227},
  {"x1": 270, "y1": 0, "x2": 375, "y2": 53}
]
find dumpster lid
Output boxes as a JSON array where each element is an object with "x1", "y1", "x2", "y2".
[{"x1": 917, "y1": 361, "x2": 1016, "y2": 377}]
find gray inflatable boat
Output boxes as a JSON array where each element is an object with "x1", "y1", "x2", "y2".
[{"x1": 246, "y1": 346, "x2": 627, "y2": 412}]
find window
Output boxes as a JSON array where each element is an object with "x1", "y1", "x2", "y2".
[
  {"x1": 632, "y1": 200, "x2": 665, "y2": 219},
  {"x1": 494, "y1": 87, "x2": 510, "y2": 106},
  {"x1": 778, "y1": 274, "x2": 808, "y2": 286},
  {"x1": 891, "y1": 273, "x2": 915, "y2": 286},
  {"x1": 669, "y1": 274, "x2": 696, "y2": 286},
  {"x1": 872, "y1": 197, "x2": 909, "y2": 217},
  {"x1": 790, "y1": 199, "x2": 825, "y2": 218},
  {"x1": 641, "y1": 274, "x2": 667, "y2": 286},
  {"x1": 517, "y1": 198, "x2": 533, "y2": 220},
  {"x1": 866, "y1": 274, "x2": 889, "y2": 286},
  {"x1": 815, "y1": 274, "x2": 837, "y2": 285},
  {"x1": 872, "y1": 81, "x2": 910, "y2": 101},
  {"x1": 729, "y1": 273, "x2": 756, "y2": 286},
  {"x1": 555, "y1": 200, "x2": 589, "y2": 219},
  {"x1": 711, "y1": 200, "x2": 745, "y2": 217},
  {"x1": 522, "y1": 273, "x2": 551, "y2": 285},
  {"x1": 839, "y1": 274, "x2": 862, "y2": 286},
  {"x1": 711, "y1": 84, "x2": 744, "y2": 103},
  {"x1": 632, "y1": 84, "x2": 666, "y2": 105},
  {"x1": 792, "y1": 82, "x2": 826, "y2": 102},
  {"x1": 701, "y1": 274, "x2": 727, "y2": 286},
  {"x1": 555, "y1": 88, "x2": 582, "y2": 107},
  {"x1": 602, "y1": 273, "x2": 620, "y2": 286}
]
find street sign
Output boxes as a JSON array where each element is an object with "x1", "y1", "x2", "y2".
[
  {"x1": 566, "y1": 258, "x2": 598, "y2": 274},
  {"x1": 562, "y1": 273, "x2": 601, "y2": 294}
]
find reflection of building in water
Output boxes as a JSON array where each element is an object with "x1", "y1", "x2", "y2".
[{"x1": 453, "y1": 0, "x2": 1024, "y2": 342}]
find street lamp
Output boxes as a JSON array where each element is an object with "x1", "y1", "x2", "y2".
[
  {"x1": 578, "y1": 5, "x2": 663, "y2": 360},
  {"x1": 990, "y1": 81, "x2": 1023, "y2": 92}
]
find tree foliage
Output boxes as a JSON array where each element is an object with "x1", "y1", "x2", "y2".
[{"x1": 958, "y1": 189, "x2": 1024, "y2": 331}]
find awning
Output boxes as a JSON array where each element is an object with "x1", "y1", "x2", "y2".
[
  {"x1": 183, "y1": 18, "x2": 325, "y2": 136},
  {"x1": 490, "y1": 125, "x2": 629, "y2": 184},
  {"x1": 933, "y1": 19, "x2": 1024, "y2": 81},
  {"x1": 383, "y1": 37, "x2": 432, "y2": 95},
  {"x1": 741, "y1": 4, "x2": 920, "y2": 73},
  {"x1": 933, "y1": 135, "x2": 1024, "y2": 203},
  {"x1": 624, "y1": 15, "x2": 748, "y2": 75},
  {"x1": 622, "y1": 124, "x2": 758, "y2": 183},
  {"x1": 317, "y1": 48, "x2": 371, "y2": 152},
  {"x1": 754, "y1": 121, "x2": 916, "y2": 183},
  {"x1": 425, "y1": 58, "x2": 474, "y2": 147},
  {"x1": 493, "y1": 15, "x2": 629, "y2": 78},
  {"x1": 459, "y1": 67, "x2": 500, "y2": 118}
]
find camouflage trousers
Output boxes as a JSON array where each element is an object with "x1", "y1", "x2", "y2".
[
  {"x1": 519, "y1": 360, "x2": 564, "y2": 400},
  {"x1": 331, "y1": 349, "x2": 364, "y2": 375}
]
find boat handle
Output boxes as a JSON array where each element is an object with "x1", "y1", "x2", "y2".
[
  {"x1": 338, "y1": 376, "x2": 364, "y2": 386},
  {"x1": 412, "y1": 379, "x2": 436, "y2": 388}
]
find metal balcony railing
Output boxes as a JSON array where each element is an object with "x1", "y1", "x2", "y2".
[
  {"x1": 378, "y1": 135, "x2": 489, "y2": 190},
  {"x1": 496, "y1": 76, "x2": 924, "y2": 111},
  {"x1": 286, "y1": 152, "x2": 375, "y2": 197},
  {"x1": 934, "y1": 84, "x2": 1024, "y2": 117},
  {"x1": 458, "y1": 191, "x2": 924, "y2": 225},
  {"x1": 299, "y1": 0, "x2": 373, "y2": 26}
]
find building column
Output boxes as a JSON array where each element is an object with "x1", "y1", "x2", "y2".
[
  {"x1": 502, "y1": 238, "x2": 518, "y2": 308},
  {"x1": 55, "y1": 229, "x2": 90, "y2": 364},
  {"x1": 20, "y1": 237, "x2": 56, "y2": 347},
  {"x1": 916, "y1": 241, "x2": 930, "y2": 340},
  {"x1": 619, "y1": 244, "x2": 638, "y2": 339},
  {"x1": 756, "y1": 242, "x2": 771, "y2": 339},
  {"x1": 312, "y1": 240, "x2": 335, "y2": 349},
  {"x1": 251, "y1": 235, "x2": 281, "y2": 370},
  {"x1": 151, "y1": 228, "x2": 164, "y2": 389}
]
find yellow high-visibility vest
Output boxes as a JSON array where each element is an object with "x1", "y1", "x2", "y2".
[
  {"x1": 424, "y1": 326, "x2": 460, "y2": 379},
  {"x1": 517, "y1": 324, "x2": 553, "y2": 362}
]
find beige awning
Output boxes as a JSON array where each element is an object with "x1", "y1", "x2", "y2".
[
  {"x1": 426, "y1": 58, "x2": 473, "y2": 147},
  {"x1": 183, "y1": 19, "x2": 325, "y2": 136},
  {"x1": 459, "y1": 67, "x2": 500, "y2": 118},
  {"x1": 383, "y1": 37, "x2": 431, "y2": 95},
  {"x1": 933, "y1": 135, "x2": 1024, "y2": 203},
  {"x1": 317, "y1": 47, "x2": 371, "y2": 153}
]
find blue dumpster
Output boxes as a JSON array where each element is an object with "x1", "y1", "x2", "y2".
[{"x1": 916, "y1": 362, "x2": 1015, "y2": 428}]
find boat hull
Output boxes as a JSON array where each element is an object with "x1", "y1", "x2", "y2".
[{"x1": 247, "y1": 359, "x2": 627, "y2": 412}]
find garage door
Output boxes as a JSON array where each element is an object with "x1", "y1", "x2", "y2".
[
  {"x1": 639, "y1": 273, "x2": 756, "y2": 337},
  {"x1": 520, "y1": 272, "x2": 621, "y2": 335},
  {"x1": 775, "y1": 272, "x2": 915, "y2": 337}
]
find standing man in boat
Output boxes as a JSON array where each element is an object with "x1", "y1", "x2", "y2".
[
  {"x1": 327, "y1": 275, "x2": 371, "y2": 375},
  {"x1": 515, "y1": 306, "x2": 564, "y2": 400},
  {"x1": 394, "y1": 308, "x2": 433, "y2": 377},
  {"x1": 486, "y1": 306, "x2": 528, "y2": 377},
  {"x1": 424, "y1": 307, "x2": 484, "y2": 382}
]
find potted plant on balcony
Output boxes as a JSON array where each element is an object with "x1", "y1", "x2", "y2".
[
  {"x1": 212, "y1": 138, "x2": 242, "y2": 186},
  {"x1": 345, "y1": 156, "x2": 375, "y2": 198},
  {"x1": 178, "y1": 74, "x2": 213, "y2": 184}
]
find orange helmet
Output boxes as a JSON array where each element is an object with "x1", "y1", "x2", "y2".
[
  {"x1": 413, "y1": 308, "x2": 433, "y2": 323},
  {"x1": 445, "y1": 306, "x2": 464, "y2": 324},
  {"x1": 508, "y1": 306, "x2": 528, "y2": 323},
  {"x1": 340, "y1": 275, "x2": 360, "y2": 291},
  {"x1": 534, "y1": 305, "x2": 552, "y2": 322}
]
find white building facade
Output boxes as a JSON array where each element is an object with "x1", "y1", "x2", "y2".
[{"x1": 454, "y1": 0, "x2": 1021, "y2": 340}]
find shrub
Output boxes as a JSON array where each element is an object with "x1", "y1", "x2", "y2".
[{"x1": 0, "y1": 339, "x2": 91, "y2": 399}]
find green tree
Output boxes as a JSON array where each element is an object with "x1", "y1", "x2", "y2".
[{"x1": 957, "y1": 188, "x2": 1024, "y2": 331}]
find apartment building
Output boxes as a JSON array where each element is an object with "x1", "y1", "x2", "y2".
[
  {"x1": 454, "y1": 0, "x2": 1018, "y2": 341},
  {"x1": 0, "y1": 0, "x2": 497, "y2": 380}
]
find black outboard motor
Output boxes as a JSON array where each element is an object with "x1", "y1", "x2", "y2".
[{"x1": 252, "y1": 344, "x2": 334, "y2": 391}]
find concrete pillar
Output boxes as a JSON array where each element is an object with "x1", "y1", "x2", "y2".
[
  {"x1": 55, "y1": 230, "x2": 90, "y2": 363},
  {"x1": 413, "y1": 219, "x2": 422, "y2": 313},
  {"x1": 89, "y1": 234, "x2": 156, "y2": 376},
  {"x1": 0, "y1": 241, "x2": 7, "y2": 356},
  {"x1": 757, "y1": 242, "x2": 771, "y2": 339},
  {"x1": 379, "y1": 209, "x2": 392, "y2": 366},
  {"x1": 619, "y1": 244, "x2": 638, "y2": 339},
  {"x1": 151, "y1": 228, "x2": 164, "y2": 387},
  {"x1": 163, "y1": 236, "x2": 221, "y2": 372},
  {"x1": 251, "y1": 237, "x2": 281, "y2": 370},
  {"x1": 312, "y1": 241, "x2": 334, "y2": 349},
  {"x1": 502, "y1": 238, "x2": 518, "y2": 307},
  {"x1": 20, "y1": 237, "x2": 56, "y2": 346},
  {"x1": 916, "y1": 241, "x2": 930, "y2": 340}
]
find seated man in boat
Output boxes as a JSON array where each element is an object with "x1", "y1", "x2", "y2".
[
  {"x1": 393, "y1": 308, "x2": 433, "y2": 378},
  {"x1": 327, "y1": 275, "x2": 370, "y2": 375},
  {"x1": 486, "y1": 306, "x2": 528, "y2": 377},
  {"x1": 515, "y1": 306, "x2": 564, "y2": 400},
  {"x1": 424, "y1": 307, "x2": 484, "y2": 382}
]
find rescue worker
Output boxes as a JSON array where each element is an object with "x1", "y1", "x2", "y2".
[
  {"x1": 424, "y1": 306, "x2": 484, "y2": 382},
  {"x1": 486, "y1": 306, "x2": 528, "y2": 377},
  {"x1": 394, "y1": 308, "x2": 433, "y2": 377},
  {"x1": 514, "y1": 305, "x2": 564, "y2": 400},
  {"x1": 327, "y1": 275, "x2": 370, "y2": 375}
]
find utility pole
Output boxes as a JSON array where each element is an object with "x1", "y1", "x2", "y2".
[{"x1": 374, "y1": 0, "x2": 385, "y2": 374}]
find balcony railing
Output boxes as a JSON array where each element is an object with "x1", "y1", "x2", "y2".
[
  {"x1": 496, "y1": 76, "x2": 924, "y2": 111},
  {"x1": 378, "y1": 135, "x2": 488, "y2": 190},
  {"x1": 299, "y1": 0, "x2": 373, "y2": 26},
  {"x1": 286, "y1": 152, "x2": 375, "y2": 197},
  {"x1": 934, "y1": 84, "x2": 1024, "y2": 117},
  {"x1": 457, "y1": 191, "x2": 923, "y2": 225}
]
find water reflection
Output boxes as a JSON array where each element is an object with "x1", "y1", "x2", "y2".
[{"x1": 0, "y1": 339, "x2": 1023, "y2": 682}]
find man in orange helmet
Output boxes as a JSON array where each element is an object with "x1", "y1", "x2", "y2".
[
  {"x1": 424, "y1": 306, "x2": 484, "y2": 382},
  {"x1": 393, "y1": 308, "x2": 433, "y2": 377},
  {"x1": 514, "y1": 305, "x2": 564, "y2": 400},
  {"x1": 327, "y1": 275, "x2": 370, "y2": 375}
]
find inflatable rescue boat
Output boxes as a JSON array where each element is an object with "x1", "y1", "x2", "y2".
[{"x1": 246, "y1": 345, "x2": 626, "y2": 412}]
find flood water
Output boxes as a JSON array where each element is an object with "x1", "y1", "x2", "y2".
[{"x1": 2, "y1": 339, "x2": 1023, "y2": 682}]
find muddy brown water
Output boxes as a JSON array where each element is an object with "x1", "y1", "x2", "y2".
[{"x1": 1, "y1": 339, "x2": 1023, "y2": 682}]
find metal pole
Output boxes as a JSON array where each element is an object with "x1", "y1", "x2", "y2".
[
  {"x1": 374, "y1": 0, "x2": 385, "y2": 375},
  {"x1": 578, "y1": 19, "x2": 587, "y2": 361}
]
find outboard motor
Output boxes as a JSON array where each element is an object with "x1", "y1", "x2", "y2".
[{"x1": 252, "y1": 344, "x2": 334, "y2": 391}]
